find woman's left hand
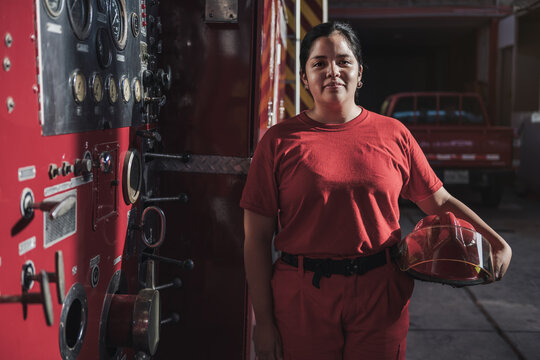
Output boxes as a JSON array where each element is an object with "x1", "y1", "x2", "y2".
[{"x1": 492, "y1": 240, "x2": 512, "y2": 281}]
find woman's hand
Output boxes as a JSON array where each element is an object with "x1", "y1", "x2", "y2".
[
  {"x1": 492, "y1": 240, "x2": 512, "y2": 281},
  {"x1": 254, "y1": 322, "x2": 284, "y2": 360}
]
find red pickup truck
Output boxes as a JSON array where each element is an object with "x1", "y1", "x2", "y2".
[{"x1": 381, "y1": 92, "x2": 517, "y2": 206}]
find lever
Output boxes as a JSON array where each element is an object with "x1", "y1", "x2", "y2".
[
  {"x1": 21, "y1": 189, "x2": 76, "y2": 220},
  {"x1": 155, "y1": 278, "x2": 182, "y2": 291},
  {"x1": 0, "y1": 270, "x2": 54, "y2": 326},
  {"x1": 136, "y1": 130, "x2": 162, "y2": 142},
  {"x1": 144, "y1": 95, "x2": 166, "y2": 107},
  {"x1": 160, "y1": 313, "x2": 180, "y2": 326},
  {"x1": 142, "y1": 253, "x2": 194, "y2": 270},
  {"x1": 143, "y1": 152, "x2": 191, "y2": 163},
  {"x1": 142, "y1": 193, "x2": 188, "y2": 203},
  {"x1": 23, "y1": 251, "x2": 65, "y2": 304}
]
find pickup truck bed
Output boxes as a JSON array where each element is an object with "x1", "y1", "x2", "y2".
[{"x1": 381, "y1": 92, "x2": 516, "y2": 206}]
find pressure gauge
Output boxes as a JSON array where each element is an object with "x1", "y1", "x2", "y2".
[
  {"x1": 90, "y1": 73, "x2": 103, "y2": 103},
  {"x1": 96, "y1": 28, "x2": 112, "y2": 69},
  {"x1": 109, "y1": 0, "x2": 128, "y2": 50},
  {"x1": 106, "y1": 75, "x2": 118, "y2": 104},
  {"x1": 120, "y1": 76, "x2": 131, "y2": 102},
  {"x1": 67, "y1": 0, "x2": 92, "y2": 40},
  {"x1": 70, "y1": 70, "x2": 86, "y2": 104},
  {"x1": 43, "y1": 0, "x2": 64, "y2": 18},
  {"x1": 132, "y1": 78, "x2": 142, "y2": 103}
]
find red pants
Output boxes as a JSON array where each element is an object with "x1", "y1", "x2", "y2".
[{"x1": 271, "y1": 252, "x2": 414, "y2": 360}]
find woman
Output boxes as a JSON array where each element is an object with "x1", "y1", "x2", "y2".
[{"x1": 240, "y1": 22, "x2": 511, "y2": 360}]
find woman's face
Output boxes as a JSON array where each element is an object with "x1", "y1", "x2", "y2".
[{"x1": 302, "y1": 32, "x2": 362, "y2": 107}]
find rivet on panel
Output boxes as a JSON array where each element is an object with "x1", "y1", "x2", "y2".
[
  {"x1": 4, "y1": 33, "x2": 13, "y2": 47},
  {"x1": 3, "y1": 57, "x2": 11, "y2": 71},
  {"x1": 6, "y1": 97, "x2": 15, "y2": 113}
]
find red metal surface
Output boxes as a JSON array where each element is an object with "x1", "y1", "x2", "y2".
[{"x1": 0, "y1": 1, "x2": 144, "y2": 358}]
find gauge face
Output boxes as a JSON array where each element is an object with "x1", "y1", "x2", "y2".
[
  {"x1": 91, "y1": 73, "x2": 103, "y2": 103},
  {"x1": 106, "y1": 75, "x2": 118, "y2": 104},
  {"x1": 43, "y1": 0, "x2": 64, "y2": 17},
  {"x1": 70, "y1": 70, "x2": 86, "y2": 104},
  {"x1": 120, "y1": 76, "x2": 131, "y2": 102},
  {"x1": 96, "y1": 28, "x2": 112, "y2": 69},
  {"x1": 132, "y1": 78, "x2": 142, "y2": 103},
  {"x1": 67, "y1": 0, "x2": 92, "y2": 40},
  {"x1": 109, "y1": 0, "x2": 127, "y2": 49},
  {"x1": 131, "y1": 12, "x2": 140, "y2": 37}
]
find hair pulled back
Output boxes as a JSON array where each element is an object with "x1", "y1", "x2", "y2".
[{"x1": 299, "y1": 21, "x2": 363, "y2": 75}]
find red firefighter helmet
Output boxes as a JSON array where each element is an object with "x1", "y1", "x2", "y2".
[{"x1": 396, "y1": 212, "x2": 495, "y2": 287}]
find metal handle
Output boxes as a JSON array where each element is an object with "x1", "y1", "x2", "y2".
[{"x1": 0, "y1": 270, "x2": 54, "y2": 326}]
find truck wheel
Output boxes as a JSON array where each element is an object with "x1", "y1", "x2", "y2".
[{"x1": 481, "y1": 186, "x2": 503, "y2": 207}]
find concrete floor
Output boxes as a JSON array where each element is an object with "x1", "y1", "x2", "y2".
[{"x1": 401, "y1": 187, "x2": 540, "y2": 360}]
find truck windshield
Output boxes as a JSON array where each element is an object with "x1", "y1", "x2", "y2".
[
  {"x1": 462, "y1": 97, "x2": 485, "y2": 124},
  {"x1": 392, "y1": 97, "x2": 415, "y2": 123},
  {"x1": 439, "y1": 96, "x2": 460, "y2": 124}
]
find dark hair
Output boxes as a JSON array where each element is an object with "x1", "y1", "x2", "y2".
[{"x1": 299, "y1": 21, "x2": 363, "y2": 75}]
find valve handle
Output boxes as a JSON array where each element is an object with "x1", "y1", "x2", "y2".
[
  {"x1": 27, "y1": 195, "x2": 76, "y2": 220},
  {"x1": 1, "y1": 270, "x2": 54, "y2": 326},
  {"x1": 154, "y1": 278, "x2": 182, "y2": 291},
  {"x1": 160, "y1": 312, "x2": 180, "y2": 326},
  {"x1": 23, "y1": 251, "x2": 65, "y2": 304}
]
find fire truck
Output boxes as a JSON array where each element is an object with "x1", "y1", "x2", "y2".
[{"x1": 0, "y1": 0, "x2": 324, "y2": 358}]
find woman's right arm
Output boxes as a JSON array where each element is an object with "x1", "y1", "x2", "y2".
[{"x1": 243, "y1": 209, "x2": 283, "y2": 360}]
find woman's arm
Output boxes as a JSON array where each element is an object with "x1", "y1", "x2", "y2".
[
  {"x1": 243, "y1": 209, "x2": 283, "y2": 360},
  {"x1": 415, "y1": 187, "x2": 512, "y2": 280}
]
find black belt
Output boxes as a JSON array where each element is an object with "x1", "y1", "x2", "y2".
[{"x1": 280, "y1": 251, "x2": 387, "y2": 289}]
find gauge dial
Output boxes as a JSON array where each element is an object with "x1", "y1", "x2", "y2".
[
  {"x1": 96, "y1": 28, "x2": 112, "y2": 69},
  {"x1": 43, "y1": 0, "x2": 64, "y2": 17},
  {"x1": 67, "y1": 0, "x2": 92, "y2": 40},
  {"x1": 131, "y1": 12, "x2": 140, "y2": 37},
  {"x1": 109, "y1": 0, "x2": 128, "y2": 50},
  {"x1": 132, "y1": 78, "x2": 142, "y2": 103},
  {"x1": 70, "y1": 70, "x2": 86, "y2": 104},
  {"x1": 91, "y1": 73, "x2": 103, "y2": 103},
  {"x1": 106, "y1": 75, "x2": 118, "y2": 104},
  {"x1": 120, "y1": 76, "x2": 131, "y2": 102}
]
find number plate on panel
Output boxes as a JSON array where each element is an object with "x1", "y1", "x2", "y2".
[{"x1": 444, "y1": 170, "x2": 469, "y2": 184}]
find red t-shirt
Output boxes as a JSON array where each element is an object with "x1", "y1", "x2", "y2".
[{"x1": 240, "y1": 109, "x2": 442, "y2": 258}]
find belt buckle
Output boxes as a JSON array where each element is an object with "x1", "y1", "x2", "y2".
[{"x1": 344, "y1": 259, "x2": 362, "y2": 276}]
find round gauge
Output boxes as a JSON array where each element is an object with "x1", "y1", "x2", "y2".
[
  {"x1": 106, "y1": 75, "x2": 118, "y2": 104},
  {"x1": 120, "y1": 76, "x2": 130, "y2": 102},
  {"x1": 109, "y1": 0, "x2": 128, "y2": 50},
  {"x1": 90, "y1": 73, "x2": 103, "y2": 103},
  {"x1": 70, "y1": 70, "x2": 87, "y2": 104},
  {"x1": 122, "y1": 149, "x2": 142, "y2": 204},
  {"x1": 96, "y1": 28, "x2": 112, "y2": 69},
  {"x1": 43, "y1": 0, "x2": 64, "y2": 17},
  {"x1": 67, "y1": 0, "x2": 92, "y2": 40},
  {"x1": 97, "y1": 0, "x2": 107, "y2": 12},
  {"x1": 131, "y1": 12, "x2": 140, "y2": 37},
  {"x1": 132, "y1": 78, "x2": 142, "y2": 103}
]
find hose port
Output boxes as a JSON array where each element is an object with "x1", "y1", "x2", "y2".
[{"x1": 59, "y1": 283, "x2": 88, "y2": 360}]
